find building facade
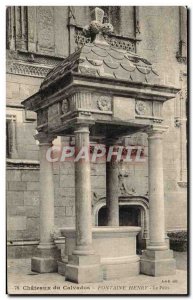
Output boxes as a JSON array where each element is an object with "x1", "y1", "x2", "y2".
[{"x1": 6, "y1": 6, "x2": 187, "y2": 258}]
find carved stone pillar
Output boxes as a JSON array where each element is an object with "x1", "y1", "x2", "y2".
[
  {"x1": 31, "y1": 132, "x2": 60, "y2": 273},
  {"x1": 65, "y1": 124, "x2": 101, "y2": 283},
  {"x1": 140, "y1": 125, "x2": 176, "y2": 276}
]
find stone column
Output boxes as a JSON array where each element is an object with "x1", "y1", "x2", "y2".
[
  {"x1": 65, "y1": 124, "x2": 101, "y2": 283},
  {"x1": 106, "y1": 160, "x2": 119, "y2": 226},
  {"x1": 140, "y1": 125, "x2": 176, "y2": 276},
  {"x1": 106, "y1": 140, "x2": 121, "y2": 226},
  {"x1": 31, "y1": 132, "x2": 60, "y2": 273}
]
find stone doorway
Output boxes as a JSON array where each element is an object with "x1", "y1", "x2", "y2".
[
  {"x1": 98, "y1": 205, "x2": 145, "y2": 253},
  {"x1": 98, "y1": 205, "x2": 140, "y2": 226}
]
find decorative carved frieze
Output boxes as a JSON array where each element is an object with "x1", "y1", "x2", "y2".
[
  {"x1": 7, "y1": 49, "x2": 64, "y2": 78},
  {"x1": 7, "y1": 61, "x2": 52, "y2": 78},
  {"x1": 74, "y1": 27, "x2": 136, "y2": 53},
  {"x1": 104, "y1": 36, "x2": 136, "y2": 52}
]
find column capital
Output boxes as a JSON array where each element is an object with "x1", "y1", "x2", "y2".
[
  {"x1": 34, "y1": 132, "x2": 56, "y2": 145},
  {"x1": 146, "y1": 125, "x2": 169, "y2": 137},
  {"x1": 74, "y1": 124, "x2": 90, "y2": 134}
]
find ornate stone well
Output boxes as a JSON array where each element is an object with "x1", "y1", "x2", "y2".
[{"x1": 22, "y1": 8, "x2": 180, "y2": 283}]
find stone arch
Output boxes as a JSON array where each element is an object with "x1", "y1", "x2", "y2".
[{"x1": 92, "y1": 195, "x2": 149, "y2": 239}]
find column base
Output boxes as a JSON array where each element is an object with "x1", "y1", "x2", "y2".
[
  {"x1": 31, "y1": 245, "x2": 61, "y2": 273},
  {"x1": 140, "y1": 249, "x2": 176, "y2": 276},
  {"x1": 65, "y1": 254, "x2": 102, "y2": 283},
  {"x1": 57, "y1": 259, "x2": 68, "y2": 276}
]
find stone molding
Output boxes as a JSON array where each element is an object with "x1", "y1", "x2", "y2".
[
  {"x1": 6, "y1": 158, "x2": 40, "y2": 170},
  {"x1": 34, "y1": 132, "x2": 56, "y2": 145},
  {"x1": 145, "y1": 124, "x2": 169, "y2": 137}
]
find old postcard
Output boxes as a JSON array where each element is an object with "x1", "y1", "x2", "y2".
[{"x1": 6, "y1": 5, "x2": 188, "y2": 295}]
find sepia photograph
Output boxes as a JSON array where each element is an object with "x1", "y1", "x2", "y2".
[{"x1": 5, "y1": 4, "x2": 188, "y2": 295}]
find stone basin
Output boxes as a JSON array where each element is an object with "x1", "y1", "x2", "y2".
[{"x1": 59, "y1": 226, "x2": 141, "y2": 280}]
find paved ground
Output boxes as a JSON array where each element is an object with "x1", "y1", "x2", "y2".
[{"x1": 7, "y1": 252, "x2": 188, "y2": 295}]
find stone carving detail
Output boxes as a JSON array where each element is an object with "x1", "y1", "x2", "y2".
[
  {"x1": 7, "y1": 62, "x2": 52, "y2": 78},
  {"x1": 105, "y1": 36, "x2": 135, "y2": 52},
  {"x1": 118, "y1": 169, "x2": 136, "y2": 196},
  {"x1": 75, "y1": 27, "x2": 136, "y2": 52},
  {"x1": 91, "y1": 191, "x2": 101, "y2": 208},
  {"x1": 75, "y1": 29, "x2": 91, "y2": 48},
  {"x1": 135, "y1": 100, "x2": 147, "y2": 115},
  {"x1": 82, "y1": 7, "x2": 113, "y2": 41},
  {"x1": 97, "y1": 96, "x2": 111, "y2": 111},
  {"x1": 61, "y1": 99, "x2": 69, "y2": 114}
]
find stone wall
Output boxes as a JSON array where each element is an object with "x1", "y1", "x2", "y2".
[{"x1": 138, "y1": 6, "x2": 187, "y2": 230}]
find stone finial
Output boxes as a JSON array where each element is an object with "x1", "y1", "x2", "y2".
[
  {"x1": 83, "y1": 7, "x2": 113, "y2": 44},
  {"x1": 91, "y1": 7, "x2": 104, "y2": 23}
]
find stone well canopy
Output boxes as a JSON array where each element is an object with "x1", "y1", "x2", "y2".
[{"x1": 21, "y1": 7, "x2": 180, "y2": 283}]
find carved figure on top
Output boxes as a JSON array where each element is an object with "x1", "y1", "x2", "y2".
[{"x1": 83, "y1": 7, "x2": 113, "y2": 43}]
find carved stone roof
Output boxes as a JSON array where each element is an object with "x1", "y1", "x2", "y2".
[
  {"x1": 40, "y1": 7, "x2": 159, "y2": 92},
  {"x1": 40, "y1": 42, "x2": 159, "y2": 92}
]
